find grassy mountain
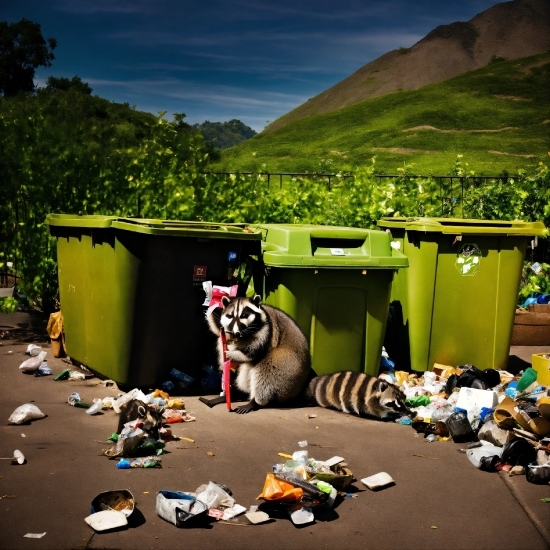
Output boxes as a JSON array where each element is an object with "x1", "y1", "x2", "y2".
[
  {"x1": 268, "y1": 0, "x2": 550, "y2": 133},
  {"x1": 212, "y1": 53, "x2": 550, "y2": 175}
]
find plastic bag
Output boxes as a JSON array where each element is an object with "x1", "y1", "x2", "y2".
[
  {"x1": 8, "y1": 404, "x2": 46, "y2": 424},
  {"x1": 103, "y1": 426, "x2": 146, "y2": 457},
  {"x1": 19, "y1": 351, "x2": 47, "y2": 373},
  {"x1": 26, "y1": 344, "x2": 42, "y2": 356},
  {"x1": 195, "y1": 481, "x2": 235, "y2": 510},
  {"x1": 466, "y1": 441, "x2": 503, "y2": 469},
  {"x1": 257, "y1": 473, "x2": 303, "y2": 502}
]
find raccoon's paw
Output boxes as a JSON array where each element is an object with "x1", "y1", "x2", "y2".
[{"x1": 233, "y1": 400, "x2": 259, "y2": 414}]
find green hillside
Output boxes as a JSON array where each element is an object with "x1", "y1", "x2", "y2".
[{"x1": 213, "y1": 53, "x2": 550, "y2": 175}]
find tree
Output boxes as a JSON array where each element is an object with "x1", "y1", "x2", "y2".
[
  {"x1": 0, "y1": 18, "x2": 57, "y2": 97},
  {"x1": 44, "y1": 75, "x2": 92, "y2": 95}
]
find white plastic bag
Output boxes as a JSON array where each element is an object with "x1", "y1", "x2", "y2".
[
  {"x1": 26, "y1": 344, "x2": 43, "y2": 356},
  {"x1": 466, "y1": 441, "x2": 503, "y2": 468},
  {"x1": 8, "y1": 404, "x2": 46, "y2": 424},
  {"x1": 19, "y1": 351, "x2": 47, "y2": 373},
  {"x1": 195, "y1": 482, "x2": 235, "y2": 510}
]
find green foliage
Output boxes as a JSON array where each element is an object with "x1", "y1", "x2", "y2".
[
  {"x1": 1, "y1": 84, "x2": 548, "y2": 311},
  {"x1": 193, "y1": 119, "x2": 257, "y2": 149},
  {"x1": 0, "y1": 91, "x2": 210, "y2": 311},
  {"x1": 0, "y1": 18, "x2": 57, "y2": 96},
  {"x1": 44, "y1": 75, "x2": 92, "y2": 95},
  {"x1": 214, "y1": 53, "x2": 550, "y2": 175},
  {"x1": 518, "y1": 263, "x2": 550, "y2": 304},
  {"x1": 0, "y1": 297, "x2": 18, "y2": 314}
]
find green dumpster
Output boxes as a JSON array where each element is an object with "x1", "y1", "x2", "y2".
[
  {"x1": 46, "y1": 214, "x2": 261, "y2": 387},
  {"x1": 253, "y1": 224, "x2": 408, "y2": 377},
  {"x1": 377, "y1": 217, "x2": 547, "y2": 372}
]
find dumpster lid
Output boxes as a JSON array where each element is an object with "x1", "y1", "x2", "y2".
[
  {"x1": 253, "y1": 224, "x2": 408, "y2": 268},
  {"x1": 45, "y1": 214, "x2": 117, "y2": 228},
  {"x1": 111, "y1": 218, "x2": 262, "y2": 239},
  {"x1": 377, "y1": 217, "x2": 547, "y2": 237},
  {"x1": 45, "y1": 215, "x2": 262, "y2": 240}
]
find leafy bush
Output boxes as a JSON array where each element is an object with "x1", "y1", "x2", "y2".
[
  {"x1": 1, "y1": 87, "x2": 548, "y2": 312},
  {"x1": 518, "y1": 262, "x2": 550, "y2": 305}
]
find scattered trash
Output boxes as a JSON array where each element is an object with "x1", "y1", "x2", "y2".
[
  {"x1": 86, "y1": 490, "x2": 135, "y2": 532},
  {"x1": 85, "y1": 510, "x2": 127, "y2": 532},
  {"x1": 68, "y1": 392, "x2": 91, "y2": 409},
  {"x1": 387, "y1": 358, "x2": 550, "y2": 491},
  {"x1": 12, "y1": 450, "x2": 25, "y2": 465},
  {"x1": 0, "y1": 450, "x2": 26, "y2": 464},
  {"x1": 361, "y1": 472, "x2": 395, "y2": 491},
  {"x1": 19, "y1": 351, "x2": 47, "y2": 373},
  {"x1": 54, "y1": 368, "x2": 72, "y2": 381},
  {"x1": 86, "y1": 400, "x2": 103, "y2": 415},
  {"x1": 26, "y1": 344, "x2": 42, "y2": 356},
  {"x1": 116, "y1": 457, "x2": 161, "y2": 469},
  {"x1": 298, "y1": 440, "x2": 308, "y2": 448},
  {"x1": 8, "y1": 404, "x2": 46, "y2": 424},
  {"x1": 156, "y1": 490, "x2": 209, "y2": 527},
  {"x1": 245, "y1": 511, "x2": 270, "y2": 524},
  {"x1": 541, "y1": 498, "x2": 550, "y2": 503},
  {"x1": 34, "y1": 362, "x2": 52, "y2": 377},
  {"x1": 23, "y1": 533, "x2": 46, "y2": 539},
  {"x1": 289, "y1": 507, "x2": 314, "y2": 525}
]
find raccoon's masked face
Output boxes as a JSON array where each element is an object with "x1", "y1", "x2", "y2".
[
  {"x1": 136, "y1": 404, "x2": 164, "y2": 436},
  {"x1": 220, "y1": 295, "x2": 265, "y2": 339},
  {"x1": 378, "y1": 381, "x2": 412, "y2": 417}
]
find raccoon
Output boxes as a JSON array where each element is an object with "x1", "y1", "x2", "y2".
[
  {"x1": 206, "y1": 295, "x2": 311, "y2": 413},
  {"x1": 116, "y1": 400, "x2": 164, "y2": 437},
  {"x1": 306, "y1": 371, "x2": 411, "y2": 419}
]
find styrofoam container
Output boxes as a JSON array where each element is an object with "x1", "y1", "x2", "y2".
[
  {"x1": 361, "y1": 472, "x2": 395, "y2": 490},
  {"x1": 455, "y1": 387, "x2": 498, "y2": 413}
]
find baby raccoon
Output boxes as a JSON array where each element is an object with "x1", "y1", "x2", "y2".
[
  {"x1": 117, "y1": 400, "x2": 164, "y2": 437},
  {"x1": 306, "y1": 371, "x2": 411, "y2": 419},
  {"x1": 206, "y1": 295, "x2": 311, "y2": 414}
]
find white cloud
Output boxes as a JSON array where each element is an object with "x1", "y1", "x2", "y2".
[{"x1": 86, "y1": 77, "x2": 307, "y2": 110}]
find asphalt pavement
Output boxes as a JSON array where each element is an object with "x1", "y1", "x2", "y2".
[{"x1": 0, "y1": 311, "x2": 549, "y2": 550}]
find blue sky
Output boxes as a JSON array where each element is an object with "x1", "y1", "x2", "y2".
[{"x1": 3, "y1": 0, "x2": 500, "y2": 132}]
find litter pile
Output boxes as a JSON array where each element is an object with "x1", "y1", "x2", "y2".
[
  {"x1": 85, "y1": 444, "x2": 396, "y2": 533},
  {"x1": 255, "y1": 449, "x2": 352, "y2": 526},
  {"x1": 385, "y1": 362, "x2": 550, "y2": 484}
]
